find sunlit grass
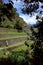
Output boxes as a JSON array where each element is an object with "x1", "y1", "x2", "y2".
[
  {"x1": 0, "y1": 32, "x2": 26, "y2": 34},
  {"x1": 0, "y1": 40, "x2": 34, "y2": 57},
  {"x1": 26, "y1": 40, "x2": 34, "y2": 46},
  {"x1": 0, "y1": 35, "x2": 27, "y2": 40},
  {"x1": 0, "y1": 41, "x2": 26, "y2": 57},
  {"x1": 0, "y1": 41, "x2": 25, "y2": 50},
  {"x1": 13, "y1": 45, "x2": 28, "y2": 51}
]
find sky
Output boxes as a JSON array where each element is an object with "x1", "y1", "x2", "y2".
[
  {"x1": 2, "y1": 0, "x2": 9, "y2": 3},
  {"x1": 3, "y1": 0, "x2": 43, "y2": 25}
]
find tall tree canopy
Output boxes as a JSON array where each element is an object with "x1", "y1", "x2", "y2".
[
  {"x1": 0, "y1": 0, "x2": 14, "y2": 22},
  {"x1": 22, "y1": 0, "x2": 43, "y2": 14},
  {"x1": 22, "y1": 0, "x2": 43, "y2": 65}
]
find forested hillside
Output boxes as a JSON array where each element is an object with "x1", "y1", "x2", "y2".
[{"x1": 0, "y1": 0, "x2": 28, "y2": 31}]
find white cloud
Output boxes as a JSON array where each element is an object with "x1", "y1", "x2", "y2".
[
  {"x1": 13, "y1": 0, "x2": 43, "y2": 25},
  {"x1": 20, "y1": 13, "x2": 37, "y2": 24}
]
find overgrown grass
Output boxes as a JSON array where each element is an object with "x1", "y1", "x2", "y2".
[
  {"x1": 0, "y1": 51, "x2": 4, "y2": 57},
  {"x1": 0, "y1": 45, "x2": 28, "y2": 58},
  {"x1": 0, "y1": 40, "x2": 34, "y2": 58},
  {"x1": 0, "y1": 35, "x2": 27, "y2": 40},
  {"x1": 27, "y1": 40, "x2": 34, "y2": 46},
  {"x1": 13, "y1": 45, "x2": 28, "y2": 51},
  {"x1": 0, "y1": 28, "x2": 28, "y2": 57},
  {"x1": 0, "y1": 41, "x2": 25, "y2": 50},
  {"x1": 0, "y1": 32, "x2": 26, "y2": 34},
  {"x1": 0, "y1": 48, "x2": 8, "y2": 58}
]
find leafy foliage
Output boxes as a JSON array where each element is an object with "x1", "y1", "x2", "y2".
[
  {"x1": 22, "y1": 1, "x2": 39, "y2": 14},
  {"x1": 0, "y1": 0, "x2": 25, "y2": 31},
  {"x1": 15, "y1": 18, "x2": 24, "y2": 31},
  {"x1": 22, "y1": 0, "x2": 43, "y2": 14},
  {"x1": 30, "y1": 15, "x2": 43, "y2": 65},
  {"x1": 24, "y1": 0, "x2": 43, "y2": 3},
  {"x1": 0, "y1": 51, "x2": 30, "y2": 65}
]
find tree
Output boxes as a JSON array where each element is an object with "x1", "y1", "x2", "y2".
[
  {"x1": 24, "y1": 0, "x2": 43, "y2": 3},
  {"x1": 0, "y1": 0, "x2": 14, "y2": 24},
  {"x1": 15, "y1": 18, "x2": 24, "y2": 31},
  {"x1": 22, "y1": 0, "x2": 39, "y2": 14},
  {"x1": 22, "y1": 0, "x2": 43, "y2": 15},
  {"x1": 22, "y1": 1, "x2": 43, "y2": 65},
  {"x1": 30, "y1": 14, "x2": 43, "y2": 65}
]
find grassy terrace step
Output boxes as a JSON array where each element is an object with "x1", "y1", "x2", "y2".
[
  {"x1": 0, "y1": 28, "x2": 27, "y2": 35},
  {"x1": 0, "y1": 41, "x2": 25, "y2": 50},
  {"x1": 0, "y1": 37, "x2": 27, "y2": 46},
  {"x1": 0, "y1": 28, "x2": 27, "y2": 40},
  {"x1": 0, "y1": 35, "x2": 28, "y2": 40},
  {"x1": 0, "y1": 41, "x2": 27, "y2": 58},
  {"x1": 0, "y1": 28, "x2": 17, "y2": 32},
  {"x1": 0, "y1": 28, "x2": 28, "y2": 57},
  {"x1": 0, "y1": 40, "x2": 33, "y2": 51},
  {"x1": 0, "y1": 45, "x2": 28, "y2": 58},
  {"x1": 0, "y1": 34, "x2": 27, "y2": 38},
  {"x1": 13, "y1": 45, "x2": 28, "y2": 52},
  {"x1": 0, "y1": 32, "x2": 26, "y2": 34}
]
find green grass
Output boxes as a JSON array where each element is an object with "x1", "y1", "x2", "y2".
[
  {"x1": 0, "y1": 48, "x2": 7, "y2": 58},
  {"x1": 13, "y1": 45, "x2": 28, "y2": 51},
  {"x1": 0, "y1": 40, "x2": 34, "y2": 58},
  {"x1": 0, "y1": 28, "x2": 28, "y2": 57},
  {"x1": 0, "y1": 45, "x2": 28, "y2": 58},
  {"x1": 0, "y1": 28, "x2": 27, "y2": 35},
  {"x1": 26, "y1": 40, "x2": 34, "y2": 46},
  {"x1": 0, "y1": 35, "x2": 27, "y2": 40},
  {"x1": 0, "y1": 50, "x2": 4, "y2": 57},
  {"x1": 0, "y1": 41, "x2": 27, "y2": 57},
  {"x1": 0, "y1": 28, "x2": 27, "y2": 40},
  {"x1": 0, "y1": 41, "x2": 24, "y2": 57},
  {"x1": 0, "y1": 41, "x2": 25, "y2": 50},
  {"x1": 0, "y1": 32, "x2": 26, "y2": 34},
  {"x1": 0, "y1": 40, "x2": 33, "y2": 51}
]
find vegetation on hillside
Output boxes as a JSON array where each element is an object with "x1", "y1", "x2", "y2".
[{"x1": 0, "y1": 0, "x2": 25, "y2": 31}]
